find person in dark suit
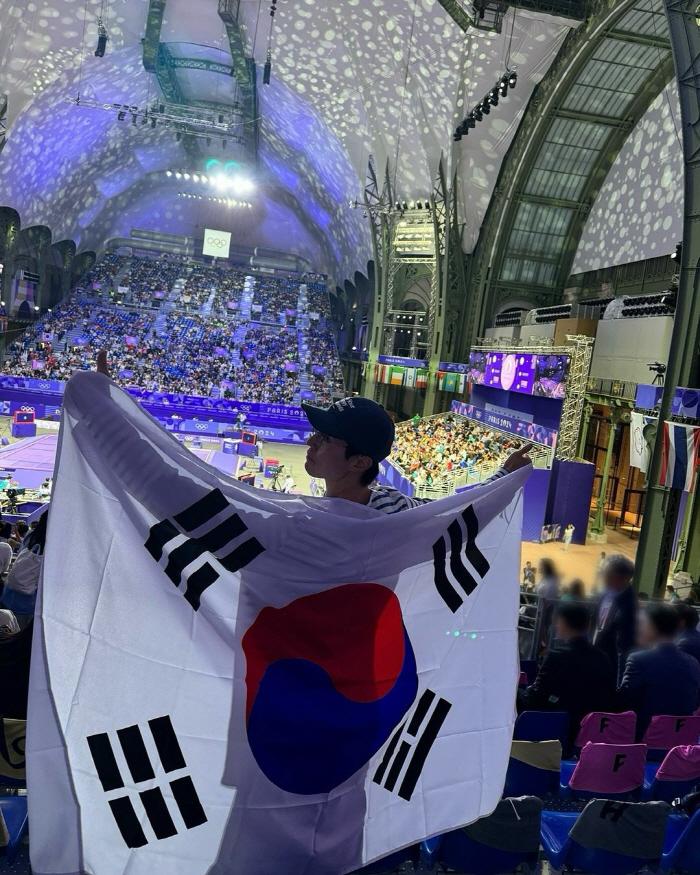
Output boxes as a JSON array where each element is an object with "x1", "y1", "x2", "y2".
[
  {"x1": 591, "y1": 553, "x2": 637, "y2": 684},
  {"x1": 675, "y1": 602, "x2": 700, "y2": 666},
  {"x1": 619, "y1": 603, "x2": 700, "y2": 738},
  {"x1": 518, "y1": 602, "x2": 617, "y2": 745}
]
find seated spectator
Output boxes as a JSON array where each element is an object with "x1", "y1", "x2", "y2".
[
  {"x1": 9, "y1": 520, "x2": 28, "y2": 551},
  {"x1": 619, "y1": 603, "x2": 700, "y2": 738},
  {"x1": 0, "y1": 522, "x2": 13, "y2": 592},
  {"x1": 518, "y1": 602, "x2": 616, "y2": 746},
  {"x1": 0, "y1": 511, "x2": 48, "y2": 630},
  {"x1": 0, "y1": 620, "x2": 33, "y2": 718},
  {"x1": 666, "y1": 584, "x2": 680, "y2": 602},
  {"x1": 592, "y1": 554, "x2": 637, "y2": 684},
  {"x1": 675, "y1": 601, "x2": 700, "y2": 666}
]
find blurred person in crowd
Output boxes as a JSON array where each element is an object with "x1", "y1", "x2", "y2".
[
  {"x1": 0, "y1": 522, "x2": 13, "y2": 593},
  {"x1": 619, "y1": 603, "x2": 700, "y2": 737},
  {"x1": 536, "y1": 557, "x2": 560, "y2": 648},
  {"x1": 592, "y1": 553, "x2": 637, "y2": 684},
  {"x1": 562, "y1": 579, "x2": 586, "y2": 602},
  {"x1": 675, "y1": 601, "x2": 700, "y2": 666},
  {"x1": 666, "y1": 584, "x2": 680, "y2": 602},
  {"x1": 518, "y1": 602, "x2": 616, "y2": 746}
]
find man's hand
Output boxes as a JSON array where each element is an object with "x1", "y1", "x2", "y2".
[
  {"x1": 96, "y1": 350, "x2": 110, "y2": 377},
  {"x1": 503, "y1": 443, "x2": 533, "y2": 473}
]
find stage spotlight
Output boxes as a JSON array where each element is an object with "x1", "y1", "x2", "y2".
[
  {"x1": 263, "y1": 59, "x2": 272, "y2": 84},
  {"x1": 481, "y1": 100, "x2": 491, "y2": 115},
  {"x1": 473, "y1": 106, "x2": 483, "y2": 122},
  {"x1": 671, "y1": 242, "x2": 682, "y2": 261},
  {"x1": 175, "y1": 172, "x2": 182, "y2": 179},
  {"x1": 117, "y1": 110, "x2": 126, "y2": 121},
  {"x1": 499, "y1": 76, "x2": 508, "y2": 97},
  {"x1": 184, "y1": 173, "x2": 190, "y2": 180},
  {"x1": 166, "y1": 170, "x2": 172, "y2": 177},
  {"x1": 453, "y1": 129, "x2": 462, "y2": 142},
  {"x1": 489, "y1": 88, "x2": 499, "y2": 106},
  {"x1": 409, "y1": 200, "x2": 415, "y2": 209},
  {"x1": 508, "y1": 70, "x2": 517, "y2": 88},
  {"x1": 34, "y1": 305, "x2": 39, "y2": 311},
  {"x1": 192, "y1": 174, "x2": 199, "y2": 182},
  {"x1": 466, "y1": 115, "x2": 476, "y2": 129}
]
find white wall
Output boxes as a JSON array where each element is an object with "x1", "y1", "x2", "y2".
[
  {"x1": 572, "y1": 82, "x2": 682, "y2": 274},
  {"x1": 590, "y1": 316, "x2": 674, "y2": 383}
]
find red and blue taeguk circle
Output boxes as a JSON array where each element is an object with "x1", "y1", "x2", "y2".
[{"x1": 242, "y1": 583, "x2": 418, "y2": 795}]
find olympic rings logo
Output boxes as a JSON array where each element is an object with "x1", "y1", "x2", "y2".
[
  {"x1": 207, "y1": 237, "x2": 228, "y2": 248},
  {"x1": 20, "y1": 406, "x2": 35, "y2": 412},
  {"x1": 195, "y1": 423, "x2": 209, "y2": 431}
]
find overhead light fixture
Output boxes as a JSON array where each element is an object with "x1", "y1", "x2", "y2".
[
  {"x1": 94, "y1": 18, "x2": 108, "y2": 57},
  {"x1": 166, "y1": 170, "x2": 172, "y2": 177},
  {"x1": 480, "y1": 100, "x2": 491, "y2": 115},
  {"x1": 508, "y1": 70, "x2": 517, "y2": 89},
  {"x1": 183, "y1": 173, "x2": 190, "y2": 180},
  {"x1": 488, "y1": 88, "x2": 499, "y2": 106},
  {"x1": 175, "y1": 172, "x2": 182, "y2": 179},
  {"x1": 473, "y1": 106, "x2": 483, "y2": 122},
  {"x1": 117, "y1": 110, "x2": 126, "y2": 121}
]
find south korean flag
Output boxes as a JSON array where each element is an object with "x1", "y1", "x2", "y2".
[{"x1": 28, "y1": 371, "x2": 527, "y2": 875}]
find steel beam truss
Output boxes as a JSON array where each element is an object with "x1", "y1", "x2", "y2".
[
  {"x1": 635, "y1": 0, "x2": 700, "y2": 596},
  {"x1": 556, "y1": 335, "x2": 594, "y2": 461}
]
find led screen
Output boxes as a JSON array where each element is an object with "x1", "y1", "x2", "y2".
[
  {"x1": 468, "y1": 351, "x2": 488, "y2": 384},
  {"x1": 533, "y1": 355, "x2": 570, "y2": 399}
]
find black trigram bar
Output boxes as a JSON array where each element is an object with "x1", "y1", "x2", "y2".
[
  {"x1": 432, "y1": 505, "x2": 489, "y2": 612},
  {"x1": 144, "y1": 488, "x2": 265, "y2": 611},
  {"x1": 148, "y1": 715, "x2": 187, "y2": 773},
  {"x1": 373, "y1": 691, "x2": 452, "y2": 802},
  {"x1": 109, "y1": 796, "x2": 148, "y2": 848},
  {"x1": 87, "y1": 716, "x2": 207, "y2": 848},
  {"x1": 117, "y1": 724, "x2": 155, "y2": 784}
]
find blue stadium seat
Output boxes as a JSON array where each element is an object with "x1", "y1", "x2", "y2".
[
  {"x1": 541, "y1": 801, "x2": 669, "y2": 875},
  {"x1": 423, "y1": 797, "x2": 542, "y2": 874},
  {"x1": 0, "y1": 795, "x2": 28, "y2": 864},
  {"x1": 513, "y1": 711, "x2": 569, "y2": 750},
  {"x1": 660, "y1": 808, "x2": 700, "y2": 873},
  {"x1": 503, "y1": 740, "x2": 561, "y2": 798}
]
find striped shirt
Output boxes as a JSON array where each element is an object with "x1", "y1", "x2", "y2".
[{"x1": 367, "y1": 467, "x2": 509, "y2": 514}]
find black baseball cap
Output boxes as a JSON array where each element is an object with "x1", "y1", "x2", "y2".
[{"x1": 302, "y1": 397, "x2": 395, "y2": 462}]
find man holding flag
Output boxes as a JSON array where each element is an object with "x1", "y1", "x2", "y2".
[{"x1": 27, "y1": 353, "x2": 532, "y2": 875}]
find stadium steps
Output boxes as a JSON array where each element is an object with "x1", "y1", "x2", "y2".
[
  {"x1": 239, "y1": 278, "x2": 254, "y2": 321},
  {"x1": 152, "y1": 310, "x2": 169, "y2": 338},
  {"x1": 200, "y1": 288, "x2": 216, "y2": 317}
]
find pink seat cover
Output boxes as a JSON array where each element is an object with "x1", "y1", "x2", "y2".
[
  {"x1": 569, "y1": 743, "x2": 647, "y2": 793},
  {"x1": 656, "y1": 745, "x2": 700, "y2": 783},
  {"x1": 642, "y1": 715, "x2": 700, "y2": 750},
  {"x1": 575, "y1": 711, "x2": 636, "y2": 747}
]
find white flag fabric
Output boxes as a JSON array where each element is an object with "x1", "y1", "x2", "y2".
[
  {"x1": 630, "y1": 411, "x2": 653, "y2": 471},
  {"x1": 28, "y1": 371, "x2": 528, "y2": 875}
]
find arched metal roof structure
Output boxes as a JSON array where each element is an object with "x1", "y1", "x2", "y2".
[{"x1": 460, "y1": 0, "x2": 674, "y2": 353}]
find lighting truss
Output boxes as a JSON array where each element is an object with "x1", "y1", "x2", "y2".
[
  {"x1": 454, "y1": 69, "x2": 517, "y2": 141},
  {"x1": 65, "y1": 97, "x2": 245, "y2": 142},
  {"x1": 177, "y1": 192, "x2": 252, "y2": 208}
]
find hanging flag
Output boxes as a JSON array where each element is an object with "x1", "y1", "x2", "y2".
[
  {"x1": 440, "y1": 372, "x2": 458, "y2": 393},
  {"x1": 416, "y1": 369, "x2": 428, "y2": 389},
  {"x1": 28, "y1": 371, "x2": 527, "y2": 875},
  {"x1": 660, "y1": 421, "x2": 700, "y2": 492},
  {"x1": 403, "y1": 368, "x2": 416, "y2": 388},
  {"x1": 456, "y1": 373, "x2": 468, "y2": 394},
  {"x1": 390, "y1": 366, "x2": 404, "y2": 386},
  {"x1": 629, "y1": 411, "x2": 654, "y2": 471}
]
